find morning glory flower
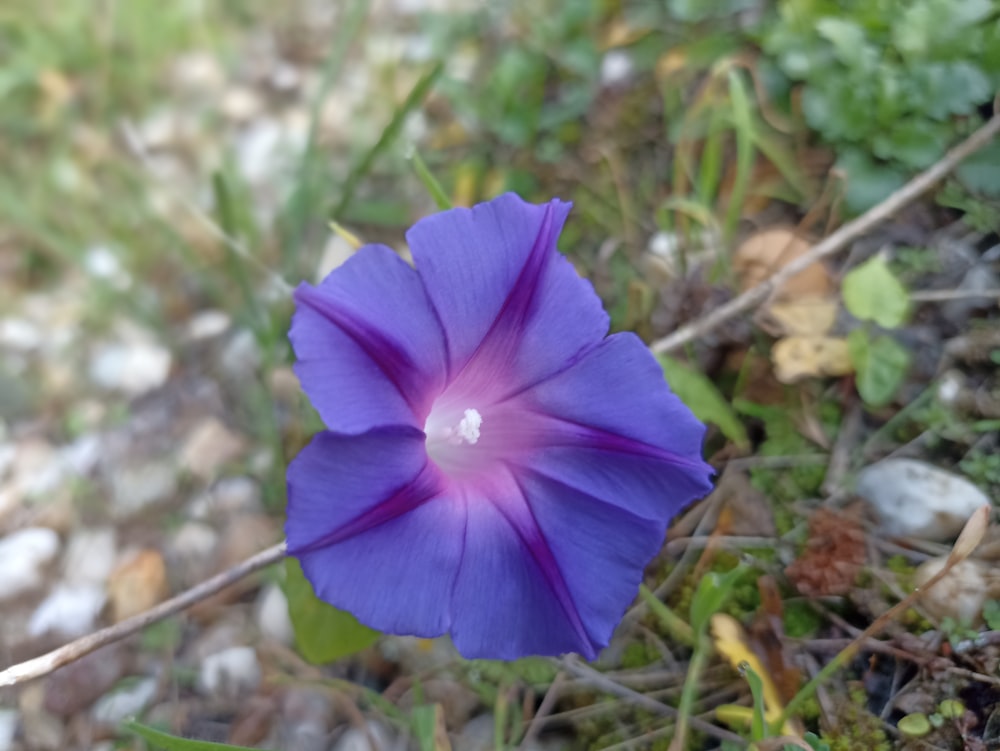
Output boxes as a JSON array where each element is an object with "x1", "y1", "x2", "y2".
[{"x1": 286, "y1": 193, "x2": 713, "y2": 660}]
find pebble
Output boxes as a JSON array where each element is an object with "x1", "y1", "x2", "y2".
[
  {"x1": 179, "y1": 417, "x2": 246, "y2": 480},
  {"x1": 19, "y1": 708, "x2": 64, "y2": 751},
  {"x1": 256, "y1": 584, "x2": 294, "y2": 646},
  {"x1": 185, "y1": 309, "x2": 231, "y2": 341},
  {"x1": 0, "y1": 317, "x2": 41, "y2": 351},
  {"x1": 915, "y1": 557, "x2": 1000, "y2": 625},
  {"x1": 0, "y1": 527, "x2": 60, "y2": 600},
  {"x1": 107, "y1": 549, "x2": 168, "y2": 622},
  {"x1": 217, "y1": 513, "x2": 278, "y2": 570},
  {"x1": 110, "y1": 458, "x2": 178, "y2": 518},
  {"x1": 855, "y1": 458, "x2": 990, "y2": 542},
  {"x1": 63, "y1": 527, "x2": 117, "y2": 585},
  {"x1": 330, "y1": 721, "x2": 395, "y2": 751},
  {"x1": 278, "y1": 687, "x2": 332, "y2": 751},
  {"x1": 82, "y1": 246, "x2": 131, "y2": 290},
  {"x1": 189, "y1": 476, "x2": 263, "y2": 521},
  {"x1": 198, "y1": 646, "x2": 262, "y2": 699},
  {"x1": 168, "y1": 521, "x2": 219, "y2": 582},
  {"x1": 0, "y1": 709, "x2": 16, "y2": 751},
  {"x1": 91, "y1": 676, "x2": 158, "y2": 727},
  {"x1": 600, "y1": 49, "x2": 634, "y2": 86},
  {"x1": 28, "y1": 583, "x2": 106, "y2": 639},
  {"x1": 43, "y1": 645, "x2": 127, "y2": 717},
  {"x1": 217, "y1": 329, "x2": 262, "y2": 380},
  {"x1": 89, "y1": 340, "x2": 172, "y2": 396}
]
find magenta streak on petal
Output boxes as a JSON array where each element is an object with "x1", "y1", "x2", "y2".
[
  {"x1": 444, "y1": 204, "x2": 558, "y2": 403},
  {"x1": 519, "y1": 409, "x2": 710, "y2": 472},
  {"x1": 287, "y1": 462, "x2": 443, "y2": 557},
  {"x1": 490, "y1": 467, "x2": 593, "y2": 651},
  {"x1": 294, "y1": 283, "x2": 425, "y2": 415}
]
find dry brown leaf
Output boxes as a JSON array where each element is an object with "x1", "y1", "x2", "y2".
[
  {"x1": 786, "y1": 507, "x2": 866, "y2": 597},
  {"x1": 772, "y1": 335, "x2": 852, "y2": 383},
  {"x1": 763, "y1": 297, "x2": 839, "y2": 338},
  {"x1": 734, "y1": 227, "x2": 832, "y2": 301}
]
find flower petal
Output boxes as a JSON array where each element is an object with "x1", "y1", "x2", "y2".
[
  {"x1": 408, "y1": 194, "x2": 608, "y2": 396},
  {"x1": 449, "y1": 472, "x2": 595, "y2": 659},
  {"x1": 509, "y1": 332, "x2": 715, "y2": 520},
  {"x1": 518, "y1": 467, "x2": 666, "y2": 650},
  {"x1": 286, "y1": 430, "x2": 462, "y2": 637},
  {"x1": 291, "y1": 244, "x2": 447, "y2": 433}
]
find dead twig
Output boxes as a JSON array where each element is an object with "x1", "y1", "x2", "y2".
[
  {"x1": 649, "y1": 109, "x2": 1000, "y2": 355},
  {"x1": 0, "y1": 541, "x2": 287, "y2": 687},
  {"x1": 558, "y1": 655, "x2": 744, "y2": 745}
]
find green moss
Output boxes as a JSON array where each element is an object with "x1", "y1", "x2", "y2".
[
  {"x1": 784, "y1": 600, "x2": 823, "y2": 638},
  {"x1": 620, "y1": 641, "x2": 660, "y2": 670},
  {"x1": 820, "y1": 687, "x2": 891, "y2": 751}
]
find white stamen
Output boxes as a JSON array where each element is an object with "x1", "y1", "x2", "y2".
[{"x1": 455, "y1": 408, "x2": 482, "y2": 445}]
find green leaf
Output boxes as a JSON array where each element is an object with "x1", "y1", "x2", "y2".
[
  {"x1": 842, "y1": 256, "x2": 910, "y2": 328},
  {"x1": 657, "y1": 355, "x2": 749, "y2": 449},
  {"x1": 984, "y1": 599, "x2": 1000, "y2": 630},
  {"x1": 957, "y1": 139, "x2": 1000, "y2": 198},
  {"x1": 836, "y1": 149, "x2": 907, "y2": 214},
  {"x1": 689, "y1": 565, "x2": 749, "y2": 635},
  {"x1": 815, "y1": 17, "x2": 869, "y2": 67},
  {"x1": 898, "y1": 712, "x2": 932, "y2": 737},
  {"x1": 124, "y1": 721, "x2": 267, "y2": 751},
  {"x1": 848, "y1": 330, "x2": 911, "y2": 407},
  {"x1": 740, "y1": 663, "x2": 768, "y2": 741},
  {"x1": 283, "y1": 559, "x2": 379, "y2": 664}
]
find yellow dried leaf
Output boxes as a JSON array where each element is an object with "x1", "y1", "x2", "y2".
[
  {"x1": 656, "y1": 50, "x2": 688, "y2": 80},
  {"x1": 772, "y1": 336, "x2": 852, "y2": 383},
  {"x1": 711, "y1": 613, "x2": 802, "y2": 737},
  {"x1": 764, "y1": 297, "x2": 839, "y2": 337},
  {"x1": 734, "y1": 227, "x2": 832, "y2": 301}
]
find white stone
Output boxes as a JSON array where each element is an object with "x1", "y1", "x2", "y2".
[
  {"x1": 915, "y1": 557, "x2": 1000, "y2": 625},
  {"x1": 170, "y1": 521, "x2": 219, "y2": 561},
  {"x1": 856, "y1": 458, "x2": 991, "y2": 542},
  {"x1": 189, "y1": 476, "x2": 263, "y2": 521},
  {"x1": 198, "y1": 646, "x2": 261, "y2": 698},
  {"x1": 331, "y1": 722, "x2": 393, "y2": 751},
  {"x1": 256, "y1": 584, "x2": 294, "y2": 646},
  {"x1": 179, "y1": 418, "x2": 245, "y2": 480},
  {"x1": 91, "y1": 677, "x2": 158, "y2": 726},
  {"x1": 63, "y1": 527, "x2": 117, "y2": 585},
  {"x1": 0, "y1": 709, "x2": 17, "y2": 751},
  {"x1": 89, "y1": 340, "x2": 171, "y2": 396},
  {"x1": 221, "y1": 86, "x2": 264, "y2": 122},
  {"x1": 110, "y1": 459, "x2": 178, "y2": 518},
  {"x1": 601, "y1": 50, "x2": 634, "y2": 86},
  {"x1": 0, "y1": 527, "x2": 60, "y2": 600},
  {"x1": 0, "y1": 318, "x2": 41, "y2": 351},
  {"x1": 83, "y1": 246, "x2": 131, "y2": 290},
  {"x1": 28, "y1": 584, "x2": 106, "y2": 639},
  {"x1": 185, "y1": 310, "x2": 231, "y2": 341}
]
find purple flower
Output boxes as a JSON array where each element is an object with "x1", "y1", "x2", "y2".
[{"x1": 286, "y1": 193, "x2": 713, "y2": 660}]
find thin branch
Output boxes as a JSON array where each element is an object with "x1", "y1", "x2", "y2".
[
  {"x1": 0, "y1": 541, "x2": 287, "y2": 687},
  {"x1": 909, "y1": 288, "x2": 1000, "y2": 302},
  {"x1": 558, "y1": 655, "x2": 744, "y2": 745},
  {"x1": 649, "y1": 110, "x2": 1000, "y2": 355}
]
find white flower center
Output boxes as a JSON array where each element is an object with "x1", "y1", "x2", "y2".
[
  {"x1": 454, "y1": 408, "x2": 482, "y2": 445},
  {"x1": 424, "y1": 406, "x2": 484, "y2": 473}
]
